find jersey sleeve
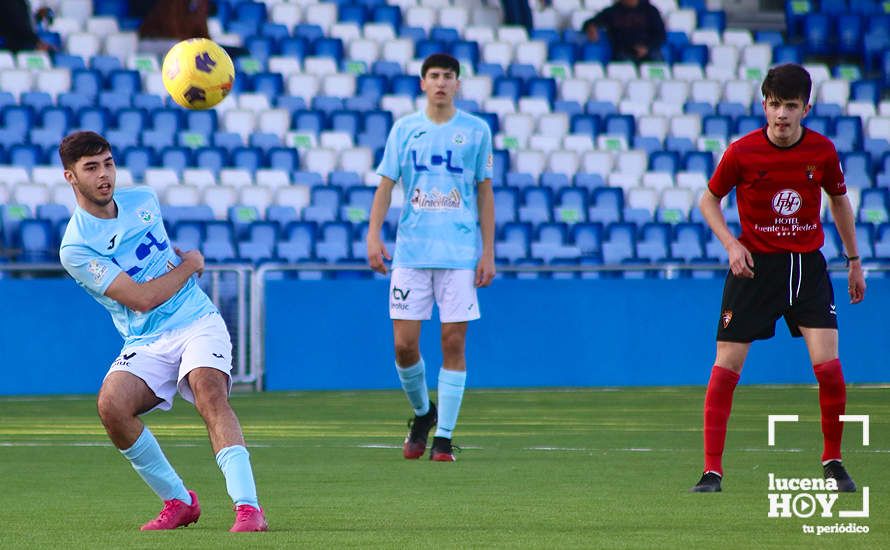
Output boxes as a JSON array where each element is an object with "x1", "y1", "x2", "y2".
[
  {"x1": 707, "y1": 144, "x2": 740, "y2": 198},
  {"x1": 822, "y1": 145, "x2": 846, "y2": 196},
  {"x1": 475, "y1": 121, "x2": 494, "y2": 184},
  {"x1": 60, "y1": 243, "x2": 123, "y2": 296},
  {"x1": 376, "y1": 120, "x2": 402, "y2": 182}
]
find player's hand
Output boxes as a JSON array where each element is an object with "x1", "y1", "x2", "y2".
[
  {"x1": 727, "y1": 240, "x2": 754, "y2": 278},
  {"x1": 475, "y1": 253, "x2": 496, "y2": 288},
  {"x1": 367, "y1": 237, "x2": 391, "y2": 275},
  {"x1": 175, "y1": 247, "x2": 205, "y2": 277},
  {"x1": 848, "y1": 261, "x2": 866, "y2": 304}
]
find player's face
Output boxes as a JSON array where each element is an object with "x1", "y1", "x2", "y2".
[
  {"x1": 65, "y1": 152, "x2": 116, "y2": 208},
  {"x1": 421, "y1": 67, "x2": 459, "y2": 107},
  {"x1": 762, "y1": 95, "x2": 811, "y2": 146}
]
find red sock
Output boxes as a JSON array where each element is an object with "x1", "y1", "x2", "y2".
[
  {"x1": 703, "y1": 365, "x2": 740, "y2": 475},
  {"x1": 814, "y1": 359, "x2": 846, "y2": 462}
]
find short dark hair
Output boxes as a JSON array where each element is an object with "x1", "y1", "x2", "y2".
[
  {"x1": 58, "y1": 131, "x2": 111, "y2": 170},
  {"x1": 761, "y1": 63, "x2": 812, "y2": 104},
  {"x1": 421, "y1": 53, "x2": 460, "y2": 78}
]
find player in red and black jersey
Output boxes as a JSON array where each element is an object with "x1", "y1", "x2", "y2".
[{"x1": 690, "y1": 64, "x2": 866, "y2": 493}]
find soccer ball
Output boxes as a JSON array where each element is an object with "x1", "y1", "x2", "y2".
[{"x1": 162, "y1": 38, "x2": 234, "y2": 110}]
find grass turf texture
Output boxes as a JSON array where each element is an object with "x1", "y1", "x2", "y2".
[{"x1": 1, "y1": 386, "x2": 888, "y2": 549}]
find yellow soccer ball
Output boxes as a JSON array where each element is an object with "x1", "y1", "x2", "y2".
[{"x1": 161, "y1": 38, "x2": 235, "y2": 110}]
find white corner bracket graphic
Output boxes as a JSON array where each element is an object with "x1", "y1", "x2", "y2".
[
  {"x1": 768, "y1": 414, "x2": 799, "y2": 446},
  {"x1": 839, "y1": 415, "x2": 870, "y2": 446},
  {"x1": 839, "y1": 487, "x2": 870, "y2": 518}
]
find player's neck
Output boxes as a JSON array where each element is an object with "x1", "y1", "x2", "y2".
[
  {"x1": 766, "y1": 125, "x2": 804, "y2": 147},
  {"x1": 79, "y1": 197, "x2": 118, "y2": 219},
  {"x1": 425, "y1": 103, "x2": 456, "y2": 125}
]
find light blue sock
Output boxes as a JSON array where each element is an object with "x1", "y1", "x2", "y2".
[
  {"x1": 120, "y1": 427, "x2": 191, "y2": 504},
  {"x1": 435, "y1": 369, "x2": 467, "y2": 439},
  {"x1": 396, "y1": 358, "x2": 430, "y2": 416},
  {"x1": 216, "y1": 445, "x2": 259, "y2": 508}
]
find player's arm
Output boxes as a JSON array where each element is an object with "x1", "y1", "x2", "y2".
[
  {"x1": 367, "y1": 176, "x2": 395, "y2": 275},
  {"x1": 827, "y1": 193, "x2": 865, "y2": 303},
  {"x1": 699, "y1": 189, "x2": 754, "y2": 278},
  {"x1": 475, "y1": 178, "x2": 496, "y2": 287},
  {"x1": 105, "y1": 247, "x2": 205, "y2": 313}
]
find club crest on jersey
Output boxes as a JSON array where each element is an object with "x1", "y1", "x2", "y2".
[
  {"x1": 452, "y1": 133, "x2": 465, "y2": 145},
  {"x1": 805, "y1": 164, "x2": 817, "y2": 181},
  {"x1": 88, "y1": 259, "x2": 108, "y2": 283},
  {"x1": 137, "y1": 209, "x2": 154, "y2": 224},
  {"x1": 722, "y1": 310, "x2": 733, "y2": 328},
  {"x1": 772, "y1": 189, "x2": 802, "y2": 216}
]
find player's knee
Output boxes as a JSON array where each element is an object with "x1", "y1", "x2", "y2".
[
  {"x1": 441, "y1": 331, "x2": 465, "y2": 358},
  {"x1": 96, "y1": 392, "x2": 131, "y2": 427},
  {"x1": 394, "y1": 342, "x2": 420, "y2": 366}
]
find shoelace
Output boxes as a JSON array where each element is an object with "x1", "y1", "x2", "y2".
[
  {"x1": 235, "y1": 506, "x2": 258, "y2": 522},
  {"x1": 154, "y1": 500, "x2": 182, "y2": 523}
]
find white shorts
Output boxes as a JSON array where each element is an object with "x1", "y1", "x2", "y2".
[
  {"x1": 105, "y1": 313, "x2": 233, "y2": 412},
  {"x1": 389, "y1": 268, "x2": 481, "y2": 323}
]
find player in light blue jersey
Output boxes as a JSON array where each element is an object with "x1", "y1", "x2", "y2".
[
  {"x1": 58, "y1": 131, "x2": 267, "y2": 532},
  {"x1": 367, "y1": 54, "x2": 496, "y2": 462}
]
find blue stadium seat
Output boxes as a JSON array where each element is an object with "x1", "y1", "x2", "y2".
[
  {"x1": 232, "y1": 146, "x2": 263, "y2": 173},
  {"x1": 89, "y1": 54, "x2": 122, "y2": 77},
  {"x1": 212, "y1": 132, "x2": 243, "y2": 153},
  {"x1": 260, "y1": 22, "x2": 289, "y2": 42},
  {"x1": 329, "y1": 171, "x2": 362, "y2": 188},
  {"x1": 267, "y1": 205, "x2": 299, "y2": 227},
  {"x1": 602, "y1": 222, "x2": 636, "y2": 264},
  {"x1": 71, "y1": 68, "x2": 102, "y2": 98},
  {"x1": 235, "y1": 1, "x2": 267, "y2": 25},
  {"x1": 330, "y1": 110, "x2": 362, "y2": 136},
  {"x1": 36, "y1": 203, "x2": 70, "y2": 227},
  {"x1": 554, "y1": 100, "x2": 582, "y2": 116},
  {"x1": 275, "y1": 95, "x2": 307, "y2": 114},
  {"x1": 399, "y1": 26, "x2": 427, "y2": 43},
  {"x1": 519, "y1": 186, "x2": 554, "y2": 225},
  {"x1": 371, "y1": 60, "x2": 402, "y2": 79},
  {"x1": 837, "y1": 14, "x2": 863, "y2": 56},
  {"x1": 339, "y1": 3, "x2": 368, "y2": 25},
  {"x1": 312, "y1": 96, "x2": 345, "y2": 117},
  {"x1": 603, "y1": 114, "x2": 635, "y2": 144},
  {"x1": 430, "y1": 27, "x2": 460, "y2": 46},
  {"x1": 476, "y1": 62, "x2": 505, "y2": 79},
  {"x1": 18, "y1": 219, "x2": 54, "y2": 262},
  {"x1": 172, "y1": 220, "x2": 205, "y2": 250},
  {"x1": 497, "y1": 222, "x2": 532, "y2": 262},
  {"x1": 21, "y1": 91, "x2": 53, "y2": 113},
  {"x1": 680, "y1": 44, "x2": 708, "y2": 67},
  {"x1": 160, "y1": 146, "x2": 191, "y2": 174},
  {"x1": 76, "y1": 106, "x2": 110, "y2": 134},
  {"x1": 451, "y1": 40, "x2": 480, "y2": 67},
  {"x1": 541, "y1": 172, "x2": 570, "y2": 190},
  {"x1": 194, "y1": 146, "x2": 228, "y2": 174},
  {"x1": 278, "y1": 221, "x2": 317, "y2": 262},
  {"x1": 313, "y1": 37, "x2": 344, "y2": 63},
  {"x1": 372, "y1": 4, "x2": 401, "y2": 28},
  {"x1": 390, "y1": 75, "x2": 421, "y2": 98},
  {"x1": 356, "y1": 74, "x2": 388, "y2": 102},
  {"x1": 133, "y1": 93, "x2": 163, "y2": 111},
  {"x1": 98, "y1": 91, "x2": 132, "y2": 111},
  {"x1": 570, "y1": 114, "x2": 601, "y2": 137},
  {"x1": 293, "y1": 171, "x2": 325, "y2": 187},
  {"x1": 245, "y1": 36, "x2": 275, "y2": 64},
  {"x1": 803, "y1": 13, "x2": 831, "y2": 55},
  {"x1": 493, "y1": 76, "x2": 522, "y2": 102},
  {"x1": 548, "y1": 41, "x2": 576, "y2": 65},
  {"x1": 803, "y1": 115, "x2": 830, "y2": 136},
  {"x1": 474, "y1": 111, "x2": 500, "y2": 134},
  {"x1": 293, "y1": 110, "x2": 326, "y2": 134},
  {"x1": 506, "y1": 173, "x2": 536, "y2": 188},
  {"x1": 684, "y1": 102, "x2": 715, "y2": 117},
  {"x1": 581, "y1": 42, "x2": 609, "y2": 63},
  {"x1": 494, "y1": 186, "x2": 519, "y2": 225},
  {"x1": 8, "y1": 144, "x2": 42, "y2": 170},
  {"x1": 736, "y1": 115, "x2": 765, "y2": 135},
  {"x1": 859, "y1": 188, "x2": 889, "y2": 224},
  {"x1": 53, "y1": 53, "x2": 86, "y2": 70},
  {"x1": 834, "y1": 116, "x2": 863, "y2": 151},
  {"x1": 571, "y1": 222, "x2": 603, "y2": 258},
  {"x1": 574, "y1": 173, "x2": 605, "y2": 191},
  {"x1": 527, "y1": 78, "x2": 556, "y2": 104},
  {"x1": 252, "y1": 72, "x2": 284, "y2": 100},
  {"x1": 589, "y1": 187, "x2": 623, "y2": 225},
  {"x1": 698, "y1": 10, "x2": 726, "y2": 32},
  {"x1": 843, "y1": 152, "x2": 873, "y2": 188},
  {"x1": 279, "y1": 37, "x2": 308, "y2": 60},
  {"x1": 294, "y1": 23, "x2": 324, "y2": 43},
  {"x1": 415, "y1": 39, "x2": 446, "y2": 61},
  {"x1": 0, "y1": 105, "x2": 35, "y2": 148},
  {"x1": 773, "y1": 44, "x2": 802, "y2": 64},
  {"x1": 491, "y1": 149, "x2": 508, "y2": 185},
  {"x1": 649, "y1": 151, "x2": 679, "y2": 174},
  {"x1": 850, "y1": 79, "x2": 879, "y2": 104},
  {"x1": 683, "y1": 151, "x2": 715, "y2": 176},
  {"x1": 316, "y1": 221, "x2": 352, "y2": 262},
  {"x1": 121, "y1": 146, "x2": 154, "y2": 180},
  {"x1": 302, "y1": 186, "x2": 343, "y2": 224},
  {"x1": 38, "y1": 106, "x2": 73, "y2": 135},
  {"x1": 716, "y1": 101, "x2": 748, "y2": 121},
  {"x1": 702, "y1": 115, "x2": 732, "y2": 141},
  {"x1": 556, "y1": 186, "x2": 588, "y2": 211},
  {"x1": 266, "y1": 147, "x2": 299, "y2": 171},
  {"x1": 636, "y1": 222, "x2": 671, "y2": 262},
  {"x1": 107, "y1": 69, "x2": 141, "y2": 94}
]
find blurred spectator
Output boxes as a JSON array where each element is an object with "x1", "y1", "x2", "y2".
[
  {"x1": 500, "y1": 0, "x2": 533, "y2": 31},
  {"x1": 0, "y1": 0, "x2": 56, "y2": 52},
  {"x1": 583, "y1": 0, "x2": 666, "y2": 63},
  {"x1": 137, "y1": 0, "x2": 247, "y2": 57}
]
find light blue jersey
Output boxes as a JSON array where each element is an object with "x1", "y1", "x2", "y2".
[
  {"x1": 377, "y1": 109, "x2": 493, "y2": 269},
  {"x1": 60, "y1": 186, "x2": 217, "y2": 347}
]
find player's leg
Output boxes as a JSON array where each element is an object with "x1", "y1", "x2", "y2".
[
  {"x1": 178, "y1": 314, "x2": 267, "y2": 531},
  {"x1": 691, "y1": 341, "x2": 750, "y2": 491},
  {"x1": 98, "y1": 363, "x2": 199, "y2": 530},
  {"x1": 391, "y1": 268, "x2": 437, "y2": 458},
  {"x1": 800, "y1": 326, "x2": 855, "y2": 491},
  {"x1": 430, "y1": 269, "x2": 479, "y2": 462}
]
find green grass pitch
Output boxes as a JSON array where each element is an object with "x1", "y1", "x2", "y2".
[{"x1": 1, "y1": 386, "x2": 888, "y2": 549}]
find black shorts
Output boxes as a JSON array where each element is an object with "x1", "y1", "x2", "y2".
[{"x1": 716, "y1": 251, "x2": 837, "y2": 342}]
